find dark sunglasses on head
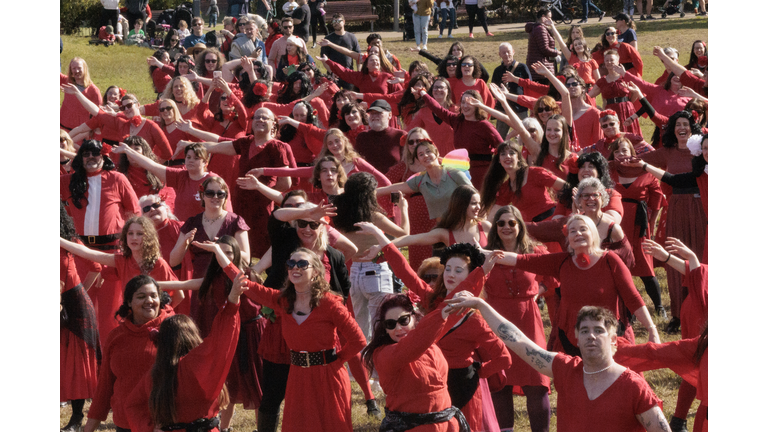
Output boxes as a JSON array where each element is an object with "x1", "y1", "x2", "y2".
[
  {"x1": 81, "y1": 150, "x2": 101, "y2": 158},
  {"x1": 296, "y1": 220, "x2": 321, "y2": 229},
  {"x1": 420, "y1": 274, "x2": 439, "y2": 283},
  {"x1": 537, "y1": 106, "x2": 553, "y2": 113},
  {"x1": 286, "y1": 259, "x2": 310, "y2": 270},
  {"x1": 600, "y1": 122, "x2": 616, "y2": 129},
  {"x1": 203, "y1": 190, "x2": 227, "y2": 199},
  {"x1": 142, "y1": 202, "x2": 164, "y2": 213},
  {"x1": 496, "y1": 219, "x2": 518, "y2": 228},
  {"x1": 384, "y1": 314, "x2": 412, "y2": 330},
  {"x1": 120, "y1": 102, "x2": 136, "y2": 111},
  {"x1": 565, "y1": 82, "x2": 580, "y2": 88},
  {"x1": 205, "y1": 59, "x2": 218, "y2": 64},
  {"x1": 159, "y1": 106, "x2": 174, "y2": 112}
]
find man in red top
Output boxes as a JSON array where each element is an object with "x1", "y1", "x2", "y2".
[
  {"x1": 444, "y1": 298, "x2": 671, "y2": 432},
  {"x1": 354, "y1": 100, "x2": 406, "y2": 175}
]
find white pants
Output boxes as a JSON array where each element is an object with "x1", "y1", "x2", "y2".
[{"x1": 349, "y1": 262, "x2": 393, "y2": 341}]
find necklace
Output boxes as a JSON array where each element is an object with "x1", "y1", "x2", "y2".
[
  {"x1": 583, "y1": 364, "x2": 612, "y2": 375},
  {"x1": 596, "y1": 213, "x2": 603, "y2": 227},
  {"x1": 203, "y1": 212, "x2": 225, "y2": 223}
]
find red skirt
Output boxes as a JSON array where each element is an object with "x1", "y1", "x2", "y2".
[
  {"x1": 60, "y1": 329, "x2": 99, "y2": 401},
  {"x1": 664, "y1": 194, "x2": 706, "y2": 317},
  {"x1": 227, "y1": 317, "x2": 268, "y2": 409}
]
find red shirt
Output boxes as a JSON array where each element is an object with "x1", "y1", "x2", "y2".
[
  {"x1": 447, "y1": 77, "x2": 495, "y2": 108},
  {"x1": 406, "y1": 106, "x2": 457, "y2": 157},
  {"x1": 568, "y1": 56, "x2": 600, "y2": 85},
  {"x1": 151, "y1": 64, "x2": 175, "y2": 93},
  {"x1": 143, "y1": 100, "x2": 207, "y2": 130},
  {"x1": 60, "y1": 74, "x2": 101, "y2": 130},
  {"x1": 494, "y1": 167, "x2": 558, "y2": 222},
  {"x1": 85, "y1": 111, "x2": 174, "y2": 161},
  {"x1": 324, "y1": 59, "x2": 403, "y2": 94},
  {"x1": 573, "y1": 106, "x2": 604, "y2": 149},
  {"x1": 164, "y1": 167, "x2": 232, "y2": 223},
  {"x1": 552, "y1": 353, "x2": 662, "y2": 432},
  {"x1": 60, "y1": 170, "x2": 140, "y2": 236}
]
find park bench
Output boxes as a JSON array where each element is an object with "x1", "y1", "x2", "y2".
[{"x1": 324, "y1": 0, "x2": 379, "y2": 31}]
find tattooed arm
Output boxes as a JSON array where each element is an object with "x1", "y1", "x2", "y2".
[
  {"x1": 444, "y1": 294, "x2": 555, "y2": 377},
  {"x1": 636, "y1": 406, "x2": 671, "y2": 432}
]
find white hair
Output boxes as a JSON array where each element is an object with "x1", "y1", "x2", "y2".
[
  {"x1": 576, "y1": 177, "x2": 609, "y2": 209},
  {"x1": 499, "y1": 42, "x2": 514, "y2": 52},
  {"x1": 138, "y1": 194, "x2": 178, "y2": 220},
  {"x1": 565, "y1": 214, "x2": 604, "y2": 255}
]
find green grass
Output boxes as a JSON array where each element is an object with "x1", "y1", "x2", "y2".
[{"x1": 60, "y1": 16, "x2": 706, "y2": 432}]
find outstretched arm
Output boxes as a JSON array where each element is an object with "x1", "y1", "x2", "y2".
[
  {"x1": 111, "y1": 142, "x2": 168, "y2": 182},
  {"x1": 61, "y1": 83, "x2": 103, "y2": 116},
  {"x1": 549, "y1": 22, "x2": 572, "y2": 62},
  {"x1": 60, "y1": 239, "x2": 116, "y2": 268},
  {"x1": 236, "y1": 174, "x2": 285, "y2": 205},
  {"x1": 489, "y1": 83, "x2": 541, "y2": 157}
]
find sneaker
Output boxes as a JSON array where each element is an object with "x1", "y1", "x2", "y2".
[
  {"x1": 423, "y1": 44, "x2": 427, "y2": 50},
  {"x1": 468, "y1": 32, "x2": 474, "y2": 38},
  {"x1": 640, "y1": 14, "x2": 646, "y2": 20},
  {"x1": 599, "y1": 11, "x2": 606, "y2": 21},
  {"x1": 646, "y1": 14, "x2": 656, "y2": 20},
  {"x1": 655, "y1": 306, "x2": 668, "y2": 320},
  {"x1": 438, "y1": 34, "x2": 443, "y2": 38},
  {"x1": 448, "y1": 34, "x2": 455, "y2": 38},
  {"x1": 486, "y1": 32, "x2": 493, "y2": 36},
  {"x1": 698, "y1": 11, "x2": 707, "y2": 16},
  {"x1": 311, "y1": 43, "x2": 317, "y2": 49}
]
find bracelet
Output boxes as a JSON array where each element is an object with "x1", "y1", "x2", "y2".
[
  {"x1": 663, "y1": 252, "x2": 671, "y2": 263},
  {"x1": 642, "y1": 163, "x2": 648, "y2": 171},
  {"x1": 648, "y1": 324, "x2": 657, "y2": 329}
]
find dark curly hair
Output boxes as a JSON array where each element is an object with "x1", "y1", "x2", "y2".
[
  {"x1": 278, "y1": 100, "x2": 321, "y2": 143},
  {"x1": 60, "y1": 200, "x2": 79, "y2": 241},
  {"x1": 558, "y1": 152, "x2": 614, "y2": 209},
  {"x1": 114, "y1": 274, "x2": 171, "y2": 321},
  {"x1": 661, "y1": 110, "x2": 703, "y2": 149},
  {"x1": 424, "y1": 243, "x2": 485, "y2": 311},
  {"x1": 455, "y1": 55, "x2": 481, "y2": 80},
  {"x1": 437, "y1": 55, "x2": 459, "y2": 78},
  {"x1": 361, "y1": 293, "x2": 424, "y2": 373},
  {"x1": 691, "y1": 134, "x2": 708, "y2": 177},
  {"x1": 277, "y1": 71, "x2": 312, "y2": 104},
  {"x1": 331, "y1": 172, "x2": 382, "y2": 232},
  {"x1": 69, "y1": 140, "x2": 116, "y2": 210},
  {"x1": 397, "y1": 73, "x2": 431, "y2": 121}
]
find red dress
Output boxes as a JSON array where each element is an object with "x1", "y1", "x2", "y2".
[
  {"x1": 125, "y1": 301, "x2": 240, "y2": 432},
  {"x1": 180, "y1": 211, "x2": 250, "y2": 282},
  {"x1": 324, "y1": 59, "x2": 403, "y2": 95},
  {"x1": 572, "y1": 106, "x2": 604, "y2": 149},
  {"x1": 386, "y1": 162, "x2": 434, "y2": 271},
  {"x1": 484, "y1": 252, "x2": 552, "y2": 395},
  {"x1": 224, "y1": 263, "x2": 366, "y2": 432},
  {"x1": 539, "y1": 152, "x2": 577, "y2": 180},
  {"x1": 680, "y1": 264, "x2": 708, "y2": 340},
  {"x1": 612, "y1": 173, "x2": 664, "y2": 277},
  {"x1": 151, "y1": 64, "x2": 175, "y2": 93},
  {"x1": 552, "y1": 353, "x2": 662, "y2": 432},
  {"x1": 143, "y1": 100, "x2": 208, "y2": 129},
  {"x1": 164, "y1": 167, "x2": 232, "y2": 223},
  {"x1": 60, "y1": 248, "x2": 100, "y2": 402},
  {"x1": 448, "y1": 78, "x2": 495, "y2": 108},
  {"x1": 623, "y1": 72, "x2": 691, "y2": 118},
  {"x1": 85, "y1": 112, "x2": 174, "y2": 161},
  {"x1": 515, "y1": 251, "x2": 647, "y2": 351},
  {"x1": 494, "y1": 167, "x2": 558, "y2": 222},
  {"x1": 87, "y1": 306, "x2": 174, "y2": 429},
  {"x1": 591, "y1": 42, "x2": 644, "y2": 77},
  {"x1": 60, "y1": 75, "x2": 101, "y2": 130},
  {"x1": 406, "y1": 106, "x2": 458, "y2": 157},
  {"x1": 568, "y1": 56, "x2": 600, "y2": 85},
  {"x1": 594, "y1": 76, "x2": 641, "y2": 136}
]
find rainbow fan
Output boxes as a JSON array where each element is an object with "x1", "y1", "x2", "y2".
[{"x1": 440, "y1": 149, "x2": 471, "y2": 177}]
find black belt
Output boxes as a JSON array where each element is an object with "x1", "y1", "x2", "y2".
[
  {"x1": 80, "y1": 233, "x2": 120, "y2": 246},
  {"x1": 381, "y1": 406, "x2": 470, "y2": 432},
  {"x1": 672, "y1": 186, "x2": 700, "y2": 195},
  {"x1": 468, "y1": 153, "x2": 492, "y2": 162},
  {"x1": 297, "y1": 162, "x2": 313, "y2": 167},
  {"x1": 160, "y1": 417, "x2": 219, "y2": 432},
  {"x1": 621, "y1": 198, "x2": 649, "y2": 238},
  {"x1": 289, "y1": 348, "x2": 337, "y2": 367},
  {"x1": 621, "y1": 62, "x2": 635, "y2": 71},
  {"x1": 605, "y1": 96, "x2": 630, "y2": 105},
  {"x1": 165, "y1": 159, "x2": 185, "y2": 167},
  {"x1": 531, "y1": 206, "x2": 555, "y2": 222}
]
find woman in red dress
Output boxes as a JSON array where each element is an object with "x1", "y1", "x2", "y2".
[
  {"x1": 449, "y1": 55, "x2": 494, "y2": 108},
  {"x1": 317, "y1": 53, "x2": 403, "y2": 96},
  {"x1": 406, "y1": 78, "x2": 458, "y2": 157},
  {"x1": 588, "y1": 49, "x2": 641, "y2": 135},
  {"x1": 124, "y1": 276, "x2": 245, "y2": 432},
  {"x1": 591, "y1": 26, "x2": 644, "y2": 77},
  {"x1": 147, "y1": 49, "x2": 174, "y2": 95},
  {"x1": 483, "y1": 205, "x2": 553, "y2": 432},
  {"x1": 207, "y1": 244, "x2": 367, "y2": 432},
  {"x1": 115, "y1": 136, "x2": 166, "y2": 201},
  {"x1": 83, "y1": 275, "x2": 175, "y2": 432},
  {"x1": 60, "y1": 57, "x2": 101, "y2": 132}
]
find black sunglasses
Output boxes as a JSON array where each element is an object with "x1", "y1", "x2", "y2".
[
  {"x1": 159, "y1": 106, "x2": 174, "y2": 112},
  {"x1": 296, "y1": 220, "x2": 321, "y2": 229},
  {"x1": 565, "y1": 82, "x2": 581, "y2": 87},
  {"x1": 81, "y1": 150, "x2": 101, "y2": 158},
  {"x1": 286, "y1": 259, "x2": 310, "y2": 270},
  {"x1": 496, "y1": 219, "x2": 518, "y2": 228},
  {"x1": 384, "y1": 314, "x2": 412, "y2": 330},
  {"x1": 537, "y1": 106, "x2": 553, "y2": 113},
  {"x1": 203, "y1": 190, "x2": 227, "y2": 199},
  {"x1": 601, "y1": 122, "x2": 616, "y2": 129},
  {"x1": 120, "y1": 102, "x2": 136, "y2": 111},
  {"x1": 142, "y1": 202, "x2": 164, "y2": 213},
  {"x1": 605, "y1": 31, "x2": 616, "y2": 36},
  {"x1": 408, "y1": 138, "x2": 428, "y2": 145},
  {"x1": 420, "y1": 274, "x2": 439, "y2": 283},
  {"x1": 446, "y1": 63, "x2": 458, "y2": 67},
  {"x1": 205, "y1": 59, "x2": 218, "y2": 64}
]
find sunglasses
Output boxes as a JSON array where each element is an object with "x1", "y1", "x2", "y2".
[
  {"x1": 142, "y1": 202, "x2": 163, "y2": 213},
  {"x1": 286, "y1": 259, "x2": 310, "y2": 270},
  {"x1": 461, "y1": 63, "x2": 474, "y2": 67},
  {"x1": 120, "y1": 102, "x2": 136, "y2": 111},
  {"x1": 605, "y1": 31, "x2": 616, "y2": 36},
  {"x1": 537, "y1": 106, "x2": 553, "y2": 113},
  {"x1": 81, "y1": 150, "x2": 101, "y2": 158},
  {"x1": 384, "y1": 314, "x2": 412, "y2": 330},
  {"x1": 408, "y1": 138, "x2": 428, "y2": 145},
  {"x1": 332, "y1": 19, "x2": 343, "y2": 23},
  {"x1": 496, "y1": 219, "x2": 518, "y2": 228},
  {"x1": 171, "y1": 38, "x2": 179, "y2": 42},
  {"x1": 565, "y1": 82, "x2": 581, "y2": 88},
  {"x1": 446, "y1": 63, "x2": 458, "y2": 67},
  {"x1": 220, "y1": 96, "x2": 229, "y2": 102},
  {"x1": 203, "y1": 190, "x2": 227, "y2": 199},
  {"x1": 205, "y1": 59, "x2": 218, "y2": 64},
  {"x1": 600, "y1": 122, "x2": 616, "y2": 129},
  {"x1": 296, "y1": 220, "x2": 322, "y2": 229},
  {"x1": 421, "y1": 274, "x2": 439, "y2": 283},
  {"x1": 159, "y1": 106, "x2": 174, "y2": 112}
]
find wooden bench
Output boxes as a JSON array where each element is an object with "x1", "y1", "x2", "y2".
[{"x1": 323, "y1": 0, "x2": 379, "y2": 32}]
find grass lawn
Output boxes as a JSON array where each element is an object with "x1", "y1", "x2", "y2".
[{"x1": 60, "y1": 16, "x2": 707, "y2": 432}]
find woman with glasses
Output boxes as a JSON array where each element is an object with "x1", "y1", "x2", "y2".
[
  {"x1": 414, "y1": 41, "x2": 491, "y2": 81},
  {"x1": 142, "y1": 76, "x2": 207, "y2": 129},
  {"x1": 202, "y1": 243, "x2": 367, "y2": 432},
  {"x1": 163, "y1": 29, "x2": 185, "y2": 61},
  {"x1": 405, "y1": 78, "x2": 457, "y2": 156},
  {"x1": 591, "y1": 26, "x2": 644, "y2": 78},
  {"x1": 449, "y1": 55, "x2": 494, "y2": 108}
]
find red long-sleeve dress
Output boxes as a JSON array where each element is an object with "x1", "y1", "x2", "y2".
[
  {"x1": 87, "y1": 306, "x2": 174, "y2": 429},
  {"x1": 224, "y1": 263, "x2": 366, "y2": 432},
  {"x1": 323, "y1": 59, "x2": 403, "y2": 95},
  {"x1": 591, "y1": 42, "x2": 644, "y2": 77},
  {"x1": 552, "y1": 353, "x2": 662, "y2": 432},
  {"x1": 493, "y1": 167, "x2": 558, "y2": 222},
  {"x1": 448, "y1": 78, "x2": 495, "y2": 108},
  {"x1": 60, "y1": 74, "x2": 101, "y2": 130},
  {"x1": 515, "y1": 251, "x2": 647, "y2": 352},
  {"x1": 680, "y1": 263, "x2": 708, "y2": 340},
  {"x1": 622, "y1": 72, "x2": 691, "y2": 118},
  {"x1": 594, "y1": 76, "x2": 641, "y2": 136},
  {"x1": 406, "y1": 106, "x2": 458, "y2": 157},
  {"x1": 125, "y1": 301, "x2": 241, "y2": 432},
  {"x1": 423, "y1": 93, "x2": 503, "y2": 188}
]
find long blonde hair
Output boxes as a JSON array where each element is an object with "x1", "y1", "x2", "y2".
[
  {"x1": 67, "y1": 57, "x2": 93, "y2": 88},
  {"x1": 161, "y1": 76, "x2": 200, "y2": 110},
  {"x1": 317, "y1": 128, "x2": 360, "y2": 164}
]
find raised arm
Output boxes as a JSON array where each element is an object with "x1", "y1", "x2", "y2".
[
  {"x1": 444, "y1": 295, "x2": 555, "y2": 377},
  {"x1": 549, "y1": 22, "x2": 572, "y2": 62},
  {"x1": 531, "y1": 61, "x2": 571, "y2": 126},
  {"x1": 489, "y1": 83, "x2": 541, "y2": 157},
  {"x1": 375, "y1": 182, "x2": 414, "y2": 197},
  {"x1": 272, "y1": 201, "x2": 337, "y2": 222},
  {"x1": 175, "y1": 138, "x2": 235, "y2": 159},
  {"x1": 235, "y1": 174, "x2": 285, "y2": 205},
  {"x1": 175, "y1": 119, "x2": 222, "y2": 143},
  {"x1": 111, "y1": 142, "x2": 168, "y2": 182},
  {"x1": 318, "y1": 39, "x2": 363, "y2": 62},
  {"x1": 60, "y1": 239, "x2": 116, "y2": 268},
  {"x1": 465, "y1": 97, "x2": 510, "y2": 125},
  {"x1": 653, "y1": 46, "x2": 687, "y2": 78},
  {"x1": 391, "y1": 228, "x2": 449, "y2": 248},
  {"x1": 169, "y1": 228, "x2": 197, "y2": 267}
]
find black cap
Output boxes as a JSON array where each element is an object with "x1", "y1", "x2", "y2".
[
  {"x1": 613, "y1": 13, "x2": 631, "y2": 22},
  {"x1": 367, "y1": 99, "x2": 391, "y2": 113}
]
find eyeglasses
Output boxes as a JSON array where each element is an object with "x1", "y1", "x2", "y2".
[
  {"x1": 81, "y1": 150, "x2": 101, "y2": 158},
  {"x1": 205, "y1": 59, "x2": 218, "y2": 64},
  {"x1": 193, "y1": 22, "x2": 203, "y2": 27},
  {"x1": 536, "y1": 106, "x2": 553, "y2": 113},
  {"x1": 446, "y1": 63, "x2": 458, "y2": 67},
  {"x1": 420, "y1": 274, "x2": 439, "y2": 283},
  {"x1": 600, "y1": 122, "x2": 616, "y2": 129},
  {"x1": 203, "y1": 190, "x2": 227, "y2": 199},
  {"x1": 142, "y1": 202, "x2": 164, "y2": 213},
  {"x1": 120, "y1": 102, "x2": 136, "y2": 111},
  {"x1": 579, "y1": 193, "x2": 600, "y2": 199},
  {"x1": 384, "y1": 314, "x2": 412, "y2": 330},
  {"x1": 526, "y1": 128, "x2": 538, "y2": 134},
  {"x1": 408, "y1": 138, "x2": 428, "y2": 145},
  {"x1": 296, "y1": 220, "x2": 322, "y2": 229},
  {"x1": 332, "y1": 19, "x2": 343, "y2": 23},
  {"x1": 159, "y1": 106, "x2": 174, "y2": 112},
  {"x1": 461, "y1": 63, "x2": 474, "y2": 67},
  {"x1": 605, "y1": 31, "x2": 616, "y2": 36},
  {"x1": 496, "y1": 219, "x2": 518, "y2": 228},
  {"x1": 286, "y1": 259, "x2": 310, "y2": 270},
  {"x1": 565, "y1": 82, "x2": 581, "y2": 88}
]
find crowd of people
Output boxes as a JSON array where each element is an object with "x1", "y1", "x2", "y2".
[{"x1": 60, "y1": 5, "x2": 708, "y2": 432}]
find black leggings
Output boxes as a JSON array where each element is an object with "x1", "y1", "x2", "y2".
[
  {"x1": 640, "y1": 276, "x2": 663, "y2": 310},
  {"x1": 491, "y1": 385, "x2": 551, "y2": 432},
  {"x1": 70, "y1": 399, "x2": 85, "y2": 422},
  {"x1": 465, "y1": 5, "x2": 488, "y2": 34},
  {"x1": 258, "y1": 359, "x2": 291, "y2": 416},
  {"x1": 310, "y1": 10, "x2": 328, "y2": 43}
]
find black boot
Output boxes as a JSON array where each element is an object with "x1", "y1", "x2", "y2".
[
  {"x1": 366, "y1": 398, "x2": 382, "y2": 418},
  {"x1": 664, "y1": 317, "x2": 681, "y2": 334},
  {"x1": 669, "y1": 415, "x2": 688, "y2": 432},
  {"x1": 257, "y1": 412, "x2": 279, "y2": 432}
]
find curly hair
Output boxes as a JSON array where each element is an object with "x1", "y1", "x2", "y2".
[
  {"x1": 277, "y1": 71, "x2": 312, "y2": 104},
  {"x1": 118, "y1": 136, "x2": 164, "y2": 193},
  {"x1": 455, "y1": 55, "x2": 481, "y2": 80},
  {"x1": 161, "y1": 76, "x2": 200, "y2": 110},
  {"x1": 312, "y1": 156, "x2": 347, "y2": 189},
  {"x1": 242, "y1": 79, "x2": 272, "y2": 108},
  {"x1": 195, "y1": 48, "x2": 224, "y2": 76},
  {"x1": 119, "y1": 216, "x2": 162, "y2": 275},
  {"x1": 480, "y1": 141, "x2": 528, "y2": 216},
  {"x1": 69, "y1": 140, "x2": 116, "y2": 210},
  {"x1": 558, "y1": 151, "x2": 614, "y2": 209},
  {"x1": 486, "y1": 205, "x2": 538, "y2": 254},
  {"x1": 661, "y1": 110, "x2": 703, "y2": 149},
  {"x1": 332, "y1": 172, "x2": 383, "y2": 232},
  {"x1": 277, "y1": 248, "x2": 335, "y2": 313},
  {"x1": 361, "y1": 293, "x2": 424, "y2": 373},
  {"x1": 575, "y1": 177, "x2": 610, "y2": 210},
  {"x1": 425, "y1": 243, "x2": 485, "y2": 311},
  {"x1": 149, "y1": 49, "x2": 168, "y2": 79},
  {"x1": 437, "y1": 55, "x2": 459, "y2": 79}
]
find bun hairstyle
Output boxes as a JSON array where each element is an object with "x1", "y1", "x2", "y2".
[{"x1": 440, "y1": 242, "x2": 486, "y2": 271}]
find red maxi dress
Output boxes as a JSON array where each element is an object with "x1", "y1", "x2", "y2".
[
  {"x1": 594, "y1": 76, "x2": 642, "y2": 136},
  {"x1": 224, "y1": 263, "x2": 366, "y2": 432}
]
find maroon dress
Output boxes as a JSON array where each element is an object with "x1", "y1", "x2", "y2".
[{"x1": 595, "y1": 76, "x2": 641, "y2": 136}]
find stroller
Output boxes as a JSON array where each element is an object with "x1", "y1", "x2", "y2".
[
  {"x1": 403, "y1": 3, "x2": 415, "y2": 41},
  {"x1": 658, "y1": 0, "x2": 685, "y2": 18},
  {"x1": 155, "y1": 2, "x2": 194, "y2": 29},
  {"x1": 539, "y1": 0, "x2": 576, "y2": 25}
]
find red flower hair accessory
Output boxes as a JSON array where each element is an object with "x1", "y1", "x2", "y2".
[
  {"x1": 690, "y1": 110, "x2": 700, "y2": 124},
  {"x1": 119, "y1": 88, "x2": 126, "y2": 98},
  {"x1": 564, "y1": 156, "x2": 579, "y2": 174},
  {"x1": 100, "y1": 143, "x2": 113, "y2": 155},
  {"x1": 406, "y1": 289, "x2": 421, "y2": 305},
  {"x1": 252, "y1": 82, "x2": 268, "y2": 97},
  {"x1": 130, "y1": 115, "x2": 143, "y2": 127},
  {"x1": 599, "y1": 109, "x2": 617, "y2": 119}
]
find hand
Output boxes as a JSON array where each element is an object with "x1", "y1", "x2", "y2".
[
  {"x1": 175, "y1": 119, "x2": 192, "y2": 132},
  {"x1": 60, "y1": 83, "x2": 81, "y2": 95},
  {"x1": 147, "y1": 56, "x2": 163, "y2": 68},
  {"x1": 622, "y1": 81, "x2": 643, "y2": 99},
  {"x1": 236, "y1": 174, "x2": 262, "y2": 190},
  {"x1": 570, "y1": 188, "x2": 582, "y2": 215},
  {"x1": 482, "y1": 250, "x2": 504, "y2": 274},
  {"x1": 282, "y1": 66, "x2": 291, "y2": 76},
  {"x1": 307, "y1": 200, "x2": 338, "y2": 220},
  {"x1": 318, "y1": 39, "x2": 331, "y2": 47},
  {"x1": 443, "y1": 293, "x2": 482, "y2": 315},
  {"x1": 488, "y1": 82, "x2": 505, "y2": 100},
  {"x1": 641, "y1": 238, "x2": 668, "y2": 261},
  {"x1": 246, "y1": 167, "x2": 265, "y2": 177},
  {"x1": 610, "y1": 63, "x2": 627, "y2": 77},
  {"x1": 110, "y1": 142, "x2": 130, "y2": 154},
  {"x1": 501, "y1": 71, "x2": 518, "y2": 84},
  {"x1": 310, "y1": 81, "x2": 329, "y2": 99},
  {"x1": 530, "y1": 61, "x2": 548, "y2": 76},
  {"x1": 358, "y1": 244, "x2": 383, "y2": 261},
  {"x1": 652, "y1": 46, "x2": 663, "y2": 57},
  {"x1": 664, "y1": 237, "x2": 696, "y2": 262},
  {"x1": 185, "y1": 71, "x2": 199, "y2": 82},
  {"x1": 213, "y1": 77, "x2": 230, "y2": 92},
  {"x1": 240, "y1": 56, "x2": 254, "y2": 73},
  {"x1": 410, "y1": 86, "x2": 424, "y2": 98},
  {"x1": 191, "y1": 240, "x2": 220, "y2": 251},
  {"x1": 354, "y1": 221, "x2": 384, "y2": 237},
  {"x1": 315, "y1": 54, "x2": 329, "y2": 63},
  {"x1": 623, "y1": 114, "x2": 638, "y2": 127},
  {"x1": 677, "y1": 86, "x2": 698, "y2": 98},
  {"x1": 689, "y1": 69, "x2": 704, "y2": 78},
  {"x1": 182, "y1": 228, "x2": 197, "y2": 247},
  {"x1": 465, "y1": 97, "x2": 482, "y2": 108},
  {"x1": 393, "y1": 70, "x2": 406, "y2": 78},
  {"x1": 387, "y1": 77, "x2": 403, "y2": 85},
  {"x1": 618, "y1": 155, "x2": 643, "y2": 167},
  {"x1": 277, "y1": 115, "x2": 299, "y2": 127},
  {"x1": 229, "y1": 271, "x2": 250, "y2": 304}
]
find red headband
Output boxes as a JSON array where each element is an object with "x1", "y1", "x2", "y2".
[
  {"x1": 599, "y1": 109, "x2": 617, "y2": 119},
  {"x1": 252, "y1": 82, "x2": 268, "y2": 97}
]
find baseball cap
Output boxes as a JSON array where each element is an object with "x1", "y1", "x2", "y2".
[{"x1": 367, "y1": 99, "x2": 391, "y2": 113}]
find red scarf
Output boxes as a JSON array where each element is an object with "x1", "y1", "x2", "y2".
[
  {"x1": 369, "y1": 70, "x2": 380, "y2": 79},
  {"x1": 86, "y1": 168, "x2": 103, "y2": 178},
  {"x1": 130, "y1": 115, "x2": 143, "y2": 127}
]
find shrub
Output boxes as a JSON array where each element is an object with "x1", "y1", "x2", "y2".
[{"x1": 60, "y1": 0, "x2": 102, "y2": 35}]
